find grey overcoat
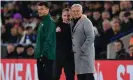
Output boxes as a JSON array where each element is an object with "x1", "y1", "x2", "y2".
[{"x1": 71, "y1": 17, "x2": 95, "y2": 74}]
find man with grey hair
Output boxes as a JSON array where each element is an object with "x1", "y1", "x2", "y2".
[{"x1": 71, "y1": 4, "x2": 95, "y2": 80}]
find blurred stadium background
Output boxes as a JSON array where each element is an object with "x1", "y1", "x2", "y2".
[{"x1": 0, "y1": 1, "x2": 133, "y2": 80}]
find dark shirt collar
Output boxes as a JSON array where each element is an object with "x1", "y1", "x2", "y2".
[{"x1": 73, "y1": 17, "x2": 81, "y2": 22}]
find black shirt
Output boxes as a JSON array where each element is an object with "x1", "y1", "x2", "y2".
[
  {"x1": 72, "y1": 17, "x2": 81, "y2": 32},
  {"x1": 56, "y1": 20, "x2": 72, "y2": 53}
]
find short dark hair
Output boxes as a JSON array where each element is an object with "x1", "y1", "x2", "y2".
[
  {"x1": 37, "y1": 2, "x2": 50, "y2": 9},
  {"x1": 26, "y1": 44, "x2": 34, "y2": 50},
  {"x1": 115, "y1": 39, "x2": 124, "y2": 48},
  {"x1": 16, "y1": 44, "x2": 24, "y2": 48}
]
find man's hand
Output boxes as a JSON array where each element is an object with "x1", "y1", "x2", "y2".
[{"x1": 56, "y1": 27, "x2": 61, "y2": 32}]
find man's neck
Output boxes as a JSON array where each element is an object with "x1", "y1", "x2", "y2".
[
  {"x1": 41, "y1": 13, "x2": 49, "y2": 20},
  {"x1": 42, "y1": 13, "x2": 49, "y2": 17}
]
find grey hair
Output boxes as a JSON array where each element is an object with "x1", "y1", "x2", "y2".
[{"x1": 71, "y1": 4, "x2": 83, "y2": 11}]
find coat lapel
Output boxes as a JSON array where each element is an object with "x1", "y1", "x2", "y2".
[
  {"x1": 72, "y1": 18, "x2": 83, "y2": 35},
  {"x1": 70, "y1": 21, "x2": 74, "y2": 35}
]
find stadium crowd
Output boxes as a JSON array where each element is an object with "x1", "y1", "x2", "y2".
[{"x1": 1, "y1": 1, "x2": 133, "y2": 59}]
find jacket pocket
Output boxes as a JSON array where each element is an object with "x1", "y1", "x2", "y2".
[
  {"x1": 80, "y1": 46, "x2": 86, "y2": 53},
  {"x1": 80, "y1": 47, "x2": 87, "y2": 56}
]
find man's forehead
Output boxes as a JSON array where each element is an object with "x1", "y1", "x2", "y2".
[
  {"x1": 62, "y1": 11, "x2": 70, "y2": 14},
  {"x1": 72, "y1": 6, "x2": 81, "y2": 9}
]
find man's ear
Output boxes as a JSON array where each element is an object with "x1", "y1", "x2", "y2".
[{"x1": 47, "y1": 8, "x2": 49, "y2": 12}]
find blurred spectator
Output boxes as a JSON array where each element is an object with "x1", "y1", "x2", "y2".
[
  {"x1": 103, "y1": 16, "x2": 122, "y2": 42},
  {"x1": 94, "y1": 20, "x2": 111, "y2": 59},
  {"x1": 26, "y1": 44, "x2": 34, "y2": 58},
  {"x1": 7, "y1": 27, "x2": 19, "y2": 43},
  {"x1": 84, "y1": 2, "x2": 94, "y2": 11},
  {"x1": 62, "y1": 2, "x2": 70, "y2": 9},
  {"x1": 114, "y1": 40, "x2": 130, "y2": 60},
  {"x1": 102, "y1": 19, "x2": 114, "y2": 40},
  {"x1": 102, "y1": 11, "x2": 111, "y2": 20},
  {"x1": 91, "y1": 10, "x2": 102, "y2": 33},
  {"x1": 13, "y1": 13, "x2": 23, "y2": 24},
  {"x1": 50, "y1": 3, "x2": 62, "y2": 16},
  {"x1": 19, "y1": 26, "x2": 36, "y2": 44},
  {"x1": 84, "y1": 10, "x2": 93, "y2": 19},
  {"x1": 111, "y1": 17, "x2": 121, "y2": 35},
  {"x1": 102, "y1": 20, "x2": 111, "y2": 32},
  {"x1": 3, "y1": 17, "x2": 14, "y2": 43},
  {"x1": 17, "y1": 25, "x2": 25, "y2": 41},
  {"x1": 112, "y1": 4, "x2": 120, "y2": 17},
  {"x1": 120, "y1": 1, "x2": 132, "y2": 11},
  {"x1": 102, "y1": 19, "x2": 112, "y2": 40},
  {"x1": 128, "y1": 45, "x2": 133, "y2": 60},
  {"x1": 93, "y1": 2, "x2": 103, "y2": 12},
  {"x1": 30, "y1": 2, "x2": 37, "y2": 12},
  {"x1": 121, "y1": 11, "x2": 132, "y2": 33},
  {"x1": 1, "y1": 25, "x2": 8, "y2": 43},
  {"x1": 3, "y1": 2, "x2": 16, "y2": 18},
  {"x1": 104, "y1": 1, "x2": 112, "y2": 14},
  {"x1": 119, "y1": 11, "x2": 125, "y2": 22},
  {"x1": 6, "y1": 44, "x2": 15, "y2": 58},
  {"x1": 22, "y1": 13, "x2": 38, "y2": 29},
  {"x1": 83, "y1": 2, "x2": 94, "y2": 18},
  {"x1": 15, "y1": 44, "x2": 26, "y2": 58},
  {"x1": 14, "y1": 3, "x2": 20, "y2": 13},
  {"x1": 18, "y1": 1, "x2": 32, "y2": 18},
  {"x1": 3, "y1": 4, "x2": 9, "y2": 18}
]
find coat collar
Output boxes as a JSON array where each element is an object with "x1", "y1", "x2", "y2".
[
  {"x1": 41, "y1": 14, "x2": 50, "y2": 21},
  {"x1": 71, "y1": 17, "x2": 85, "y2": 35}
]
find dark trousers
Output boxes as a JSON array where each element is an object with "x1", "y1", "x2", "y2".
[
  {"x1": 54, "y1": 53, "x2": 75, "y2": 80},
  {"x1": 77, "y1": 73, "x2": 95, "y2": 80},
  {"x1": 37, "y1": 56, "x2": 54, "y2": 80},
  {"x1": 54, "y1": 61, "x2": 75, "y2": 80}
]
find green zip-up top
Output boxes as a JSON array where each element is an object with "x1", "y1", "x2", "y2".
[{"x1": 35, "y1": 14, "x2": 56, "y2": 60}]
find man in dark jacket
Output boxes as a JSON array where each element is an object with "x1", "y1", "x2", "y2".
[
  {"x1": 6, "y1": 44, "x2": 16, "y2": 58},
  {"x1": 15, "y1": 44, "x2": 26, "y2": 58},
  {"x1": 114, "y1": 40, "x2": 130, "y2": 60},
  {"x1": 54, "y1": 8, "x2": 75, "y2": 80},
  {"x1": 26, "y1": 44, "x2": 34, "y2": 58},
  {"x1": 35, "y1": 2, "x2": 56, "y2": 80}
]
